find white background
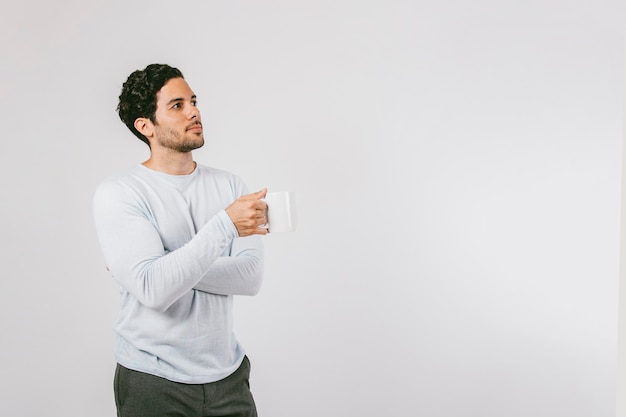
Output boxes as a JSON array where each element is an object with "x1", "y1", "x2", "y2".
[{"x1": 1, "y1": 1, "x2": 623, "y2": 416}]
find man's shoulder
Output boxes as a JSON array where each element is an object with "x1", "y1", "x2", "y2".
[
  {"x1": 94, "y1": 165, "x2": 146, "y2": 199},
  {"x1": 195, "y1": 164, "x2": 242, "y2": 182},
  {"x1": 194, "y1": 164, "x2": 248, "y2": 196},
  {"x1": 96, "y1": 164, "x2": 140, "y2": 184}
]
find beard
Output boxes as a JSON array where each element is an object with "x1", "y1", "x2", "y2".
[{"x1": 154, "y1": 126, "x2": 204, "y2": 153}]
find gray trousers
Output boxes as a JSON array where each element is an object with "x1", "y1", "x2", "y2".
[{"x1": 114, "y1": 356, "x2": 258, "y2": 417}]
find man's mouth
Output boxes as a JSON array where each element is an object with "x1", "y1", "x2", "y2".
[{"x1": 187, "y1": 123, "x2": 203, "y2": 132}]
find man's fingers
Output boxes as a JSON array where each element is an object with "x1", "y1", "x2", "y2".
[
  {"x1": 255, "y1": 211, "x2": 267, "y2": 225},
  {"x1": 226, "y1": 188, "x2": 270, "y2": 237},
  {"x1": 240, "y1": 188, "x2": 267, "y2": 201}
]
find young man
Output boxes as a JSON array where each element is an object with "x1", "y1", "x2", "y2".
[{"x1": 93, "y1": 64, "x2": 268, "y2": 417}]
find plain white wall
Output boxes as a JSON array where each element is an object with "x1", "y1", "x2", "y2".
[{"x1": 1, "y1": 1, "x2": 623, "y2": 416}]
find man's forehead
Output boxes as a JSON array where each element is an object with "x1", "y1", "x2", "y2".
[{"x1": 157, "y1": 78, "x2": 195, "y2": 101}]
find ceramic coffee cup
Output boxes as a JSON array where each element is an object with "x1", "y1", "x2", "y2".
[{"x1": 264, "y1": 191, "x2": 296, "y2": 233}]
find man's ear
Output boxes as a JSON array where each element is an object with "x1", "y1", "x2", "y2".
[{"x1": 134, "y1": 117, "x2": 154, "y2": 140}]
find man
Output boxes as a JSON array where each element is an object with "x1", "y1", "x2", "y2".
[{"x1": 93, "y1": 63, "x2": 268, "y2": 417}]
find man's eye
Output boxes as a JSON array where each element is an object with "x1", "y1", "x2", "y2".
[
  {"x1": 192, "y1": 101, "x2": 198, "y2": 107},
  {"x1": 172, "y1": 103, "x2": 181, "y2": 109}
]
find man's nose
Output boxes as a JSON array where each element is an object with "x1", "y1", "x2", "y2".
[{"x1": 188, "y1": 105, "x2": 200, "y2": 119}]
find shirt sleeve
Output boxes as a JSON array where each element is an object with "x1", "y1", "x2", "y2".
[
  {"x1": 192, "y1": 234, "x2": 264, "y2": 296},
  {"x1": 93, "y1": 180, "x2": 238, "y2": 312}
]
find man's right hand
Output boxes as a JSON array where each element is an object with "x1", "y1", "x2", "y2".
[{"x1": 225, "y1": 188, "x2": 269, "y2": 236}]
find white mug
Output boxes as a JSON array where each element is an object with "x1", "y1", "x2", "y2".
[{"x1": 264, "y1": 191, "x2": 297, "y2": 233}]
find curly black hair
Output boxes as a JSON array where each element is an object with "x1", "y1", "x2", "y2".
[{"x1": 117, "y1": 64, "x2": 184, "y2": 147}]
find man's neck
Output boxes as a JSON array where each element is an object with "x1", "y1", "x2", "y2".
[{"x1": 142, "y1": 152, "x2": 197, "y2": 176}]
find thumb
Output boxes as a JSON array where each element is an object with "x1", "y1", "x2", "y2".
[{"x1": 240, "y1": 188, "x2": 267, "y2": 201}]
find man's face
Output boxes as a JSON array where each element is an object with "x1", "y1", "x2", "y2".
[{"x1": 151, "y1": 77, "x2": 204, "y2": 153}]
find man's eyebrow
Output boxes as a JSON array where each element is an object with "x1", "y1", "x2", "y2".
[{"x1": 166, "y1": 95, "x2": 197, "y2": 106}]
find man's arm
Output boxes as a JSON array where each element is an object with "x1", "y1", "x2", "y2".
[
  {"x1": 93, "y1": 182, "x2": 267, "y2": 312},
  {"x1": 191, "y1": 189, "x2": 267, "y2": 296},
  {"x1": 193, "y1": 235, "x2": 264, "y2": 296}
]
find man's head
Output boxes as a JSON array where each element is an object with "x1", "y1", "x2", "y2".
[{"x1": 117, "y1": 64, "x2": 187, "y2": 147}]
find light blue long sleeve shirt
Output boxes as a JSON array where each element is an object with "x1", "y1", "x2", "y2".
[{"x1": 93, "y1": 164, "x2": 263, "y2": 384}]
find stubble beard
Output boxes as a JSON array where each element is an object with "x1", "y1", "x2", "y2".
[{"x1": 155, "y1": 126, "x2": 204, "y2": 153}]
